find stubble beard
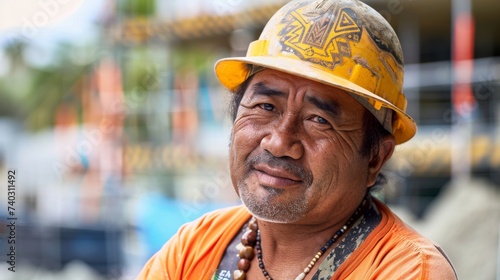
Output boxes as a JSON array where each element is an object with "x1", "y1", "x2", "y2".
[
  {"x1": 238, "y1": 180, "x2": 309, "y2": 223},
  {"x1": 234, "y1": 150, "x2": 314, "y2": 223}
]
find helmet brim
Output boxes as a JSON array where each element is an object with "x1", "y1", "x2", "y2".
[{"x1": 215, "y1": 56, "x2": 417, "y2": 144}]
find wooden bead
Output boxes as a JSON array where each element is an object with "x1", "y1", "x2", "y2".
[
  {"x1": 238, "y1": 246, "x2": 255, "y2": 259},
  {"x1": 233, "y1": 270, "x2": 246, "y2": 280},
  {"x1": 249, "y1": 220, "x2": 258, "y2": 231},
  {"x1": 237, "y1": 258, "x2": 251, "y2": 271},
  {"x1": 242, "y1": 230, "x2": 257, "y2": 246}
]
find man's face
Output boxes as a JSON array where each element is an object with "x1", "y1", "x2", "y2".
[{"x1": 229, "y1": 69, "x2": 377, "y2": 225}]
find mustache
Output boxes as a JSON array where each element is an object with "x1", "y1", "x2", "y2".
[{"x1": 246, "y1": 151, "x2": 313, "y2": 185}]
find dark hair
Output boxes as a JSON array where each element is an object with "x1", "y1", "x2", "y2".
[
  {"x1": 229, "y1": 76, "x2": 391, "y2": 160},
  {"x1": 360, "y1": 109, "x2": 392, "y2": 158},
  {"x1": 361, "y1": 110, "x2": 392, "y2": 188}
]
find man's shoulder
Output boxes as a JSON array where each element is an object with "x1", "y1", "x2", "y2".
[
  {"x1": 179, "y1": 204, "x2": 250, "y2": 234},
  {"x1": 372, "y1": 200, "x2": 444, "y2": 252},
  {"x1": 369, "y1": 200, "x2": 458, "y2": 279},
  {"x1": 167, "y1": 204, "x2": 251, "y2": 258},
  {"x1": 375, "y1": 200, "x2": 440, "y2": 248}
]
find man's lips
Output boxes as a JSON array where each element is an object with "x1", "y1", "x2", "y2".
[{"x1": 253, "y1": 163, "x2": 303, "y2": 187}]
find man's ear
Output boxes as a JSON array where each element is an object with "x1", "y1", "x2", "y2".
[{"x1": 367, "y1": 135, "x2": 395, "y2": 187}]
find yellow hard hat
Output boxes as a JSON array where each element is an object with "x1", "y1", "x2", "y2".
[{"x1": 215, "y1": 0, "x2": 417, "y2": 144}]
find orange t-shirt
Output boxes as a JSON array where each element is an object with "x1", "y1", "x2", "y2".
[{"x1": 136, "y1": 200, "x2": 457, "y2": 280}]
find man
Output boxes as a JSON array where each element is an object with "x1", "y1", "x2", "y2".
[{"x1": 137, "y1": 0, "x2": 457, "y2": 279}]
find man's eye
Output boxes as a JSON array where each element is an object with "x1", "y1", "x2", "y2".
[
  {"x1": 314, "y1": 116, "x2": 329, "y2": 125},
  {"x1": 260, "y1": 103, "x2": 274, "y2": 111}
]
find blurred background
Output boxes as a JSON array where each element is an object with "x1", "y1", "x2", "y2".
[{"x1": 0, "y1": 0, "x2": 498, "y2": 279}]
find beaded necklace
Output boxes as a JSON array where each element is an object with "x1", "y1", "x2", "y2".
[{"x1": 233, "y1": 196, "x2": 368, "y2": 280}]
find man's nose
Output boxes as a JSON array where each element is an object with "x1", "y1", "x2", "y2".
[{"x1": 260, "y1": 115, "x2": 304, "y2": 159}]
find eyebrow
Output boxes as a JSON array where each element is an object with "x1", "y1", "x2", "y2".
[
  {"x1": 306, "y1": 95, "x2": 340, "y2": 118},
  {"x1": 250, "y1": 82, "x2": 286, "y2": 97},
  {"x1": 250, "y1": 81, "x2": 340, "y2": 117}
]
